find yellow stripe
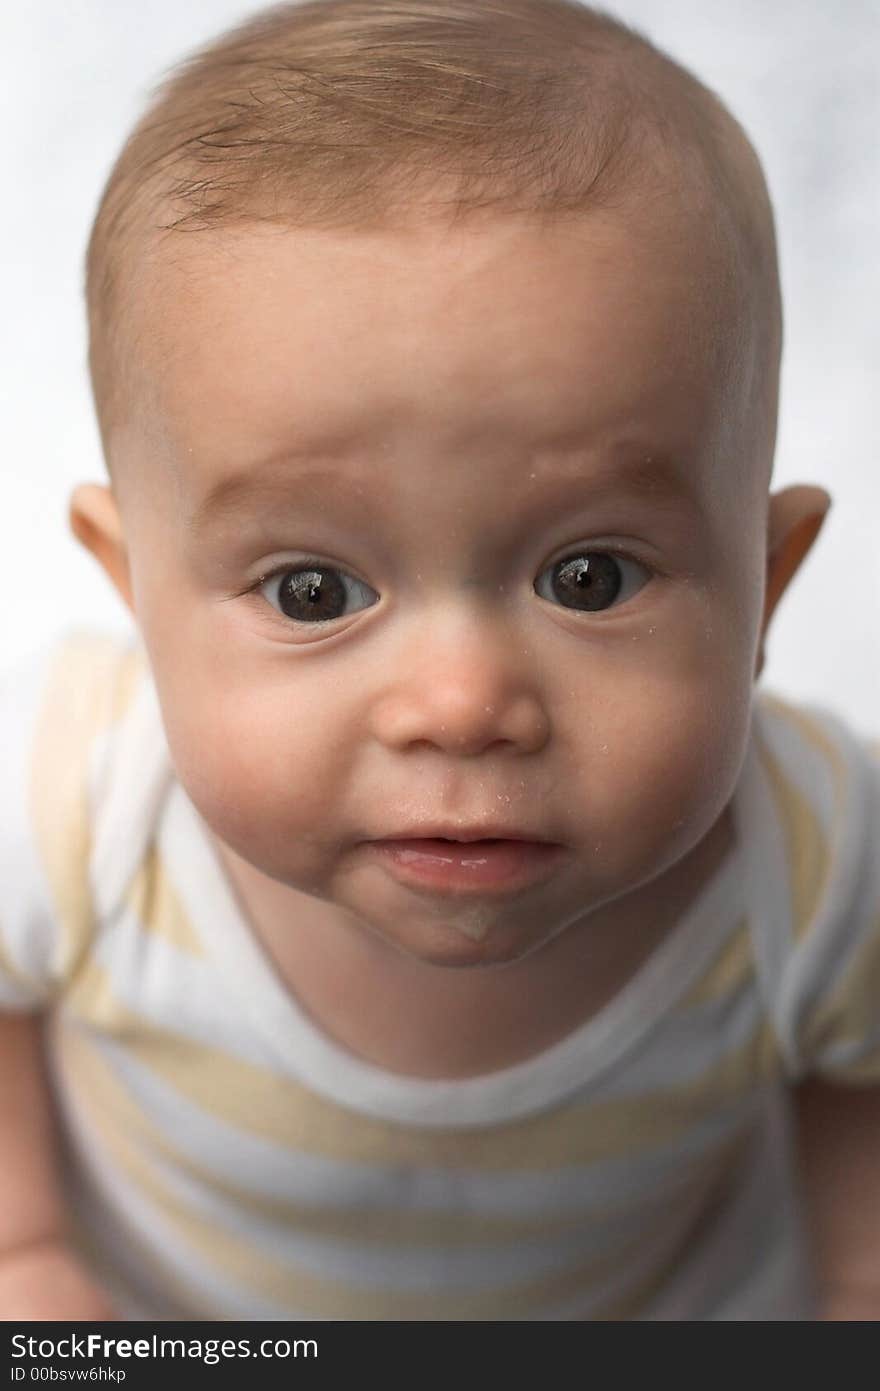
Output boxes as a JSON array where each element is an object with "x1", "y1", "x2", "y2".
[
  {"x1": 106, "y1": 639, "x2": 145, "y2": 725},
  {"x1": 590, "y1": 1252, "x2": 684, "y2": 1320},
  {"x1": 815, "y1": 1054, "x2": 880, "y2": 1085},
  {"x1": 760, "y1": 700, "x2": 880, "y2": 1077},
  {"x1": 62, "y1": 953, "x2": 780, "y2": 1168},
  {"x1": 28, "y1": 631, "x2": 145, "y2": 984},
  {"x1": 586, "y1": 1181, "x2": 726, "y2": 1320},
  {"x1": 58, "y1": 1028, "x2": 741, "y2": 1320},
  {"x1": 680, "y1": 917, "x2": 753, "y2": 1007},
  {"x1": 123, "y1": 845, "x2": 205, "y2": 957},
  {"x1": 55, "y1": 1011, "x2": 746, "y2": 1248},
  {"x1": 0, "y1": 927, "x2": 36, "y2": 995},
  {"x1": 803, "y1": 907, "x2": 880, "y2": 1079},
  {"x1": 756, "y1": 730, "x2": 831, "y2": 941}
]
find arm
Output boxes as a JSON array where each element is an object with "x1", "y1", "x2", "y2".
[
  {"x1": 793, "y1": 1077, "x2": 880, "y2": 1320},
  {"x1": 0, "y1": 1011, "x2": 116, "y2": 1319}
]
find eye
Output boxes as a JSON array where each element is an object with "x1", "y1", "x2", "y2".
[
  {"x1": 257, "y1": 562, "x2": 379, "y2": 624},
  {"x1": 534, "y1": 551, "x2": 651, "y2": 613}
]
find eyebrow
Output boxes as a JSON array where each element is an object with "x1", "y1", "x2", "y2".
[
  {"x1": 186, "y1": 445, "x2": 703, "y2": 539},
  {"x1": 187, "y1": 459, "x2": 375, "y2": 538}
]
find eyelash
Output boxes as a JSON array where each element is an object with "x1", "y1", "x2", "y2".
[
  {"x1": 242, "y1": 560, "x2": 377, "y2": 616},
  {"x1": 238, "y1": 547, "x2": 656, "y2": 629}
]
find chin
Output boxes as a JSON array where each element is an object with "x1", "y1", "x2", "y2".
[{"x1": 376, "y1": 914, "x2": 549, "y2": 970}]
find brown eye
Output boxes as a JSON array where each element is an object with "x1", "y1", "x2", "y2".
[
  {"x1": 260, "y1": 565, "x2": 378, "y2": 623},
  {"x1": 534, "y1": 552, "x2": 650, "y2": 613}
]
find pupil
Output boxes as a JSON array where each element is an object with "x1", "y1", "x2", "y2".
[
  {"x1": 552, "y1": 554, "x2": 621, "y2": 611},
  {"x1": 278, "y1": 568, "x2": 347, "y2": 622}
]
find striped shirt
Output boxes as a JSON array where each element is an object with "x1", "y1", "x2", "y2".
[{"x1": 1, "y1": 628, "x2": 879, "y2": 1320}]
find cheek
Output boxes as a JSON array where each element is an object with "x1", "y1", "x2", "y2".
[
  {"x1": 565, "y1": 655, "x2": 752, "y2": 874},
  {"x1": 152, "y1": 660, "x2": 355, "y2": 881}
]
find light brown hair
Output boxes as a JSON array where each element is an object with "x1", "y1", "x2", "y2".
[{"x1": 85, "y1": 0, "x2": 781, "y2": 481}]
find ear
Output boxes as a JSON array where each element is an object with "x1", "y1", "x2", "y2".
[
  {"x1": 755, "y1": 483, "x2": 831, "y2": 680},
  {"x1": 68, "y1": 483, "x2": 135, "y2": 615}
]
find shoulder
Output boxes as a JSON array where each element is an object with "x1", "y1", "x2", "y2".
[
  {"x1": 0, "y1": 627, "x2": 148, "y2": 1005},
  {"x1": 751, "y1": 688, "x2": 876, "y2": 932},
  {"x1": 748, "y1": 687, "x2": 880, "y2": 1081},
  {"x1": 24, "y1": 626, "x2": 149, "y2": 837}
]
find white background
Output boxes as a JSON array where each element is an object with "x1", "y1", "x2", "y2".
[{"x1": 2, "y1": 0, "x2": 877, "y2": 737}]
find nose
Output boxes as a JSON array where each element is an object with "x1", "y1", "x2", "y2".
[{"x1": 368, "y1": 612, "x2": 550, "y2": 757}]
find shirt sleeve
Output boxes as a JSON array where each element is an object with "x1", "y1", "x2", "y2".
[
  {"x1": 774, "y1": 715, "x2": 880, "y2": 1084},
  {"x1": 0, "y1": 638, "x2": 69, "y2": 1008},
  {"x1": 0, "y1": 629, "x2": 132, "y2": 1011}
]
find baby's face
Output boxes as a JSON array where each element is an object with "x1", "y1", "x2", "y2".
[{"x1": 111, "y1": 210, "x2": 767, "y2": 966}]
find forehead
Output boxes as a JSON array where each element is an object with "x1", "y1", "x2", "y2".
[{"x1": 127, "y1": 210, "x2": 743, "y2": 511}]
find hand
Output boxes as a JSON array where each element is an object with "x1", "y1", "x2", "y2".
[
  {"x1": 0, "y1": 1238, "x2": 118, "y2": 1320},
  {"x1": 821, "y1": 1287, "x2": 880, "y2": 1321}
]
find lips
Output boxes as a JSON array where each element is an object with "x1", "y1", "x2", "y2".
[
  {"x1": 374, "y1": 826, "x2": 556, "y2": 844},
  {"x1": 365, "y1": 834, "x2": 566, "y2": 895}
]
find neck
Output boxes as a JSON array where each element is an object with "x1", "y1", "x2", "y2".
[{"x1": 212, "y1": 806, "x2": 735, "y2": 1079}]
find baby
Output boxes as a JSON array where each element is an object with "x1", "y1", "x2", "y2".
[{"x1": 1, "y1": 0, "x2": 878, "y2": 1321}]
